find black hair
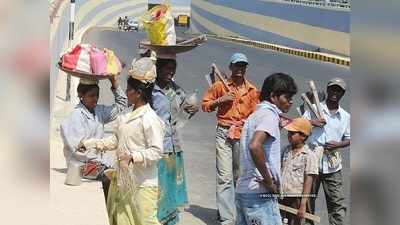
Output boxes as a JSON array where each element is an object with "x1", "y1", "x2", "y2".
[
  {"x1": 259, "y1": 73, "x2": 298, "y2": 101},
  {"x1": 155, "y1": 58, "x2": 177, "y2": 75},
  {"x1": 127, "y1": 76, "x2": 154, "y2": 105},
  {"x1": 77, "y1": 83, "x2": 99, "y2": 95}
]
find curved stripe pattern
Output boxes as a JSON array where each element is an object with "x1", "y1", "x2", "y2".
[
  {"x1": 191, "y1": 0, "x2": 349, "y2": 56},
  {"x1": 51, "y1": 0, "x2": 148, "y2": 103}
]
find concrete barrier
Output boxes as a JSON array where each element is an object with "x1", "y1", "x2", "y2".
[{"x1": 205, "y1": 34, "x2": 350, "y2": 67}]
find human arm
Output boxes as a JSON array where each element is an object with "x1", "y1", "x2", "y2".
[
  {"x1": 101, "y1": 76, "x2": 128, "y2": 123},
  {"x1": 325, "y1": 116, "x2": 350, "y2": 150},
  {"x1": 119, "y1": 116, "x2": 165, "y2": 167},
  {"x1": 298, "y1": 174, "x2": 315, "y2": 218},
  {"x1": 249, "y1": 131, "x2": 279, "y2": 193},
  {"x1": 302, "y1": 109, "x2": 326, "y2": 128},
  {"x1": 201, "y1": 82, "x2": 234, "y2": 112}
]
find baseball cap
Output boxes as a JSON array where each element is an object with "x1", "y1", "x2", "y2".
[
  {"x1": 327, "y1": 77, "x2": 346, "y2": 90},
  {"x1": 230, "y1": 53, "x2": 248, "y2": 65},
  {"x1": 284, "y1": 118, "x2": 312, "y2": 136}
]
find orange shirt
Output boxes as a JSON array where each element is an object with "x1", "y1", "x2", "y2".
[{"x1": 202, "y1": 79, "x2": 259, "y2": 139}]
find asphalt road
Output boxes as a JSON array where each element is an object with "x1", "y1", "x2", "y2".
[{"x1": 84, "y1": 28, "x2": 350, "y2": 225}]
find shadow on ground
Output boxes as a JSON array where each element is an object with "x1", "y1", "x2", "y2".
[
  {"x1": 52, "y1": 168, "x2": 67, "y2": 174},
  {"x1": 185, "y1": 204, "x2": 218, "y2": 225}
]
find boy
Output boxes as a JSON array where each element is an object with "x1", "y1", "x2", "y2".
[
  {"x1": 280, "y1": 118, "x2": 318, "y2": 225},
  {"x1": 235, "y1": 73, "x2": 297, "y2": 225}
]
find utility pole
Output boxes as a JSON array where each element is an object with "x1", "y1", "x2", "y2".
[{"x1": 66, "y1": 0, "x2": 75, "y2": 101}]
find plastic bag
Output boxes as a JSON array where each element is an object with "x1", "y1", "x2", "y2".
[
  {"x1": 61, "y1": 44, "x2": 91, "y2": 73},
  {"x1": 141, "y1": 4, "x2": 176, "y2": 45},
  {"x1": 89, "y1": 46, "x2": 107, "y2": 75},
  {"x1": 104, "y1": 48, "x2": 122, "y2": 75}
]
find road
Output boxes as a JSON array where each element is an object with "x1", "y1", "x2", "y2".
[{"x1": 83, "y1": 28, "x2": 350, "y2": 225}]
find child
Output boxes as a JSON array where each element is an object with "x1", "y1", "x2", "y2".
[{"x1": 280, "y1": 118, "x2": 318, "y2": 225}]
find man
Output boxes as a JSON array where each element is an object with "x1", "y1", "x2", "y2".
[
  {"x1": 235, "y1": 73, "x2": 297, "y2": 225},
  {"x1": 202, "y1": 53, "x2": 259, "y2": 225},
  {"x1": 303, "y1": 77, "x2": 350, "y2": 225}
]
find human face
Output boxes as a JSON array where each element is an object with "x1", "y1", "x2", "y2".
[
  {"x1": 157, "y1": 62, "x2": 176, "y2": 86},
  {"x1": 80, "y1": 88, "x2": 99, "y2": 110},
  {"x1": 327, "y1": 85, "x2": 345, "y2": 103},
  {"x1": 229, "y1": 62, "x2": 248, "y2": 78},
  {"x1": 126, "y1": 85, "x2": 141, "y2": 106},
  {"x1": 271, "y1": 93, "x2": 293, "y2": 113},
  {"x1": 287, "y1": 131, "x2": 307, "y2": 147}
]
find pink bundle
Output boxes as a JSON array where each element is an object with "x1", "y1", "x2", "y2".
[{"x1": 60, "y1": 44, "x2": 122, "y2": 76}]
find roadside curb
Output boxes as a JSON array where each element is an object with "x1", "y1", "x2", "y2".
[{"x1": 205, "y1": 34, "x2": 350, "y2": 67}]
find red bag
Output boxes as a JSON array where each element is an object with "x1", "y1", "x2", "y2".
[
  {"x1": 61, "y1": 44, "x2": 92, "y2": 73},
  {"x1": 80, "y1": 160, "x2": 106, "y2": 180},
  {"x1": 61, "y1": 44, "x2": 82, "y2": 70}
]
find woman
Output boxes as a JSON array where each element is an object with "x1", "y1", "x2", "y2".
[
  {"x1": 152, "y1": 56, "x2": 198, "y2": 225},
  {"x1": 60, "y1": 76, "x2": 127, "y2": 197},
  {"x1": 81, "y1": 57, "x2": 165, "y2": 225}
]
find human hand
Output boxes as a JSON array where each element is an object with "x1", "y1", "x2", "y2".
[
  {"x1": 311, "y1": 118, "x2": 326, "y2": 128},
  {"x1": 184, "y1": 104, "x2": 199, "y2": 115},
  {"x1": 325, "y1": 141, "x2": 342, "y2": 150},
  {"x1": 77, "y1": 142, "x2": 87, "y2": 153},
  {"x1": 257, "y1": 179, "x2": 279, "y2": 194},
  {"x1": 218, "y1": 91, "x2": 235, "y2": 104},
  {"x1": 109, "y1": 75, "x2": 118, "y2": 89},
  {"x1": 117, "y1": 152, "x2": 132, "y2": 168},
  {"x1": 297, "y1": 203, "x2": 307, "y2": 218}
]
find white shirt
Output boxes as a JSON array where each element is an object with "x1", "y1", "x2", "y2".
[
  {"x1": 84, "y1": 104, "x2": 165, "y2": 187},
  {"x1": 303, "y1": 102, "x2": 350, "y2": 174}
]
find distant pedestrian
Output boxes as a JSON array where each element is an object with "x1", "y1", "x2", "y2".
[{"x1": 117, "y1": 17, "x2": 122, "y2": 30}]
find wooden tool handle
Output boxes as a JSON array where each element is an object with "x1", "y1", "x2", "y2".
[
  {"x1": 278, "y1": 204, "x2": 321, "y2": 223},
  {"x1": 211, "y1": 63, "x2": 231, "y2": 91},
  {"x1": 309, "y1": 80, "x2": 324, "y2": 120},
  {"x1": 177, "y1": 34, "x2": 207, "y2": 46},
  {"x1": 301, "y1": 93, "x2": 320, "y2": 119}
]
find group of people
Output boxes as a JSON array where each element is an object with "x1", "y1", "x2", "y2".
[
  {"x1": 117, "y1": 16, "x2": 135, "y2": 31},
  {"x1": 60, "y1": 50, "x2": 349, "y2": 225},
  {"x1": 202, "y1": 53, "x2": 349, "y2": 225}
]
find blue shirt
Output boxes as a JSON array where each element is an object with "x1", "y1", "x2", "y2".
[
  {"x1": 303, "y1": 102, "x2": 350, "y2": 173},
  {"x1": 236, "y1": 101, "x2": 282, "y2": 194},
  {"x1": 152, "y1": 82, "x2": 188, "y2": 153},
  {"x1": 60, "y1": 87, "x2": 127, "y2": 166}
]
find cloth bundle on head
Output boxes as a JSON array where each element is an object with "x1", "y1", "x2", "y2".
[
  {"x1": 128, "y1": 57, "x2": 157, "y2": 84},
  {"x1": 79, "y1": 78, "x2": 99, "y2": 85}
]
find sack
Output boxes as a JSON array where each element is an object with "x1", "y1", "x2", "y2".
[
  {"x1": 89, "y1": 47, "x2": 107, "y2": 75},
  {"x1": 80, "y1": 160, "x2": 106, "y2": 180},
  {"x1": 105, "y1": 49, "x2": 122, "y2": 75},
  {"x1": 61, "y1": 44, "x2": 81, "y2": 70},
  {"x1": 141, "y1": 4, "x2": 176, "y2": 45},
  {"x1": 61, "y1": 44, "x2": 92, "y2": 73}
]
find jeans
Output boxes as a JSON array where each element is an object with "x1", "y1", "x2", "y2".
[
  {"x1": 309, "y1": 170, "x2": 346, "y2": 225},
  {"x1": 216, "y1": 126, "x2": 240, "y2": 225},
  {"x1": 236, "y1": 193, "x2": 282, "y2": 225}
]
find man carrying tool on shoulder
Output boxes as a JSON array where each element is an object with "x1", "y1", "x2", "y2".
[{"x1": 202, "y1": 53, "x2": 259, "y2": 225}]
